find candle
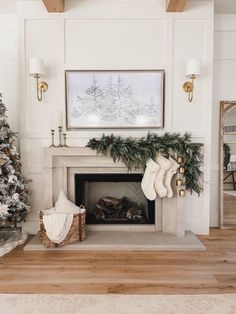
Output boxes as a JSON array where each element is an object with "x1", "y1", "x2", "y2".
[
  {"x1": 50, "y1": 111, "x2": 56, "y2": 130},
  {"x1": 58, "y1": 109, "x2": 67, "y2": 132},
  {"x1": 58, "y1": 110, "x2": 63, "y2": 132},
  {"x1": 62, "y1": 110, "x2": 66, "y2": 131}
]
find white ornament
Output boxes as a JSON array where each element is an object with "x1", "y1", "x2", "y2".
[
  {"x1": 164, "y1": 157, "x2": 180, "y2": 198},
  {"x1": 141, "y1": 158, "x2": 160, "y2": 201},
  {"x1": 8, "y1": 174, "x2": 17, "y2": 183},
  {"x1": 154, "y1": 154, "x2": 171, "y2": 198},
  {"x1": 0, "y1": 204, "x2": 9, "y2": 216},
  {"x1": 12, "y1": 193, "x2": 19, "y2": 202}
]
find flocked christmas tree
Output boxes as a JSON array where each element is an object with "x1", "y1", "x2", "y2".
[{"x1": 0, "y1": 94, "x2": 30, "y2": 227}]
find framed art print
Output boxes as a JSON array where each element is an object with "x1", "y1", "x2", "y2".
[{"x1": 65, "y1": 70, "x2": 165, "y2": 129}]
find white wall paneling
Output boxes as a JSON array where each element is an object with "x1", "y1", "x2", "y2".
[
  {"x1": 214, "y1": 32, "x2": 236, "y2": 60},
  {"x1": 25, "y1": 19, "x2": 60, "y2": 132},
  {"x1": 211, "y1": 14, "x2": 236, "y2": 227},
  {"x1": 17, "y1": 0, "x2": 214, "y2": 234},
  {"x1": 172, "y1": 19, "x2": 206, "y2": 133},
  {"x1": 65, "y1": 19, "x2": 166, "y2": 69},
  {"x1": 0, "y1": 13, "x2": 18, "y2": 132}
]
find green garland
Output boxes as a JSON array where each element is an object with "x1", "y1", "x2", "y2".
[{"x1": 86, "y1": 132, "x2": 204, "y2": 195}]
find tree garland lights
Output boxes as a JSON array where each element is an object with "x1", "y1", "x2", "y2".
[{"x1": 86, "y1": 132, "x2": 203, "y2": 195}]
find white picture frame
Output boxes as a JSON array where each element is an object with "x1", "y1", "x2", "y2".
[{"x1": 65, "y1": 70, "x2": 165, "y2": 129}]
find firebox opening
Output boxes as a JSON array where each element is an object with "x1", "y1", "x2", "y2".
[{"x1": 75, "y1": 173, "x2": 155, "y2": 225}]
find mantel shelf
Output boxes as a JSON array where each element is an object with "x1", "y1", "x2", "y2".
[{"x1": 44, "y1": 146, "x2": 97, "y2": 157}]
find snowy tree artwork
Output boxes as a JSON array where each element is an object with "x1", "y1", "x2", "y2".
[{"x1": 65, "y1": 70, "x2": 164, "y2": 129}]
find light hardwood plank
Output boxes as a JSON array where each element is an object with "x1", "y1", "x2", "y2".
[{"x1": 1, "y1": 229, "x2": 236, "y2": 294}]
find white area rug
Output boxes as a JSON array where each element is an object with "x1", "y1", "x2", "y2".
[{"x1": 0, "y1": 294, "x2": 236, "y2": 314}]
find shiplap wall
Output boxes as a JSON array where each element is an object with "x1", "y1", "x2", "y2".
[{"x1": 17, "y1": 0, "x2": 214, "y2": 234}]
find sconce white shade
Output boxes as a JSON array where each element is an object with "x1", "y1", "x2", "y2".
[
  {"x1": 29, "y1": 57, "x2": 45, "y2": 76},
  {"x1": 185, "y1": 58, "x2": 201, "y2": 77}
]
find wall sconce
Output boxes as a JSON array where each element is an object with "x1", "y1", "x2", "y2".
[
  {"x1": 29, "y1": 57, "x2": 48, "y2": 102},
  {"x1": 183, "y1": 59, "x2": 201, "y2": 102}
]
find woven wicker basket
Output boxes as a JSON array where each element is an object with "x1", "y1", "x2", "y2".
[{"x1": 39, "y1": 210, "x2": 86, "y2": 248}]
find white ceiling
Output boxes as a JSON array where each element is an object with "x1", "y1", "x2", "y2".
[{"x1": 6, "y1": 0, "x2": 236, "y2": 14}]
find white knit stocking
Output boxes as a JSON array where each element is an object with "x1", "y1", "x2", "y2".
[
  {"x1": 164, "y1": 157, "x2": 180, "y2": 198},
  {"x1": 141, "y1": 158, "x2": 160, "y2": 201},
  {"x1": 154, "y1": 154, "x2": 171, "y2": 198}
]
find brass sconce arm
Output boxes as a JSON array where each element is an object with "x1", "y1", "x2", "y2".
[
  {"x1": 183, "y1": 59, "x2": 201, "y2": 103},
  {"x1": 29, "y1": 58, "x2": 48, "y2": 102},
  {"x1": 183, "y1": 75, "x2": 196, "y2": 103},
  {"x1": 34, "y1": 74, "x2": 48, "y2": 102}
]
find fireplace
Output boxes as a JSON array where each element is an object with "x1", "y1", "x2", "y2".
[
  {"x1": 44, "y1": 147, "x2": 186, "y2": 236},
  {"x1": 75, "y1": 173, "x2": 155, "y2": 225}
]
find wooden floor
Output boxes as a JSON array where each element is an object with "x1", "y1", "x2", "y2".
[
  {"x1": 1, "y1": 228, "x2": 236, "y2": 294},
  {"x1": 224, "y1": 192, "x2": 236, "y2": 224}
]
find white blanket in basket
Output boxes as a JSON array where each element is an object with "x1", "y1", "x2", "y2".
[
  {"x1": 43, "y1": 211, "x2": 74, "y2": 244},
  {"x1": 42, "y1": 191, "x2": 85, "y2": 243}
]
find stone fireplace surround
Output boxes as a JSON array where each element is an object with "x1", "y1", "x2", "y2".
[{"x1": 44, "y1": 147, "x2": 186, "y2": 237}]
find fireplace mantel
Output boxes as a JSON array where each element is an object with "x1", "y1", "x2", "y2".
[{"x1": 43, "y1": 147, "x2": 186, "y2": 236}]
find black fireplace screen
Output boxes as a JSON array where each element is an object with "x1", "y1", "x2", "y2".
[{"x1": 75, "y1": 173, "x2": 155, "y2": 224}]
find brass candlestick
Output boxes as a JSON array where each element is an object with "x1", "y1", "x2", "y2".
[
  {"x1": 63, "y1": 133, "x2": 69, "y2": 147},
  {"x1": 58, "y1": 126, "x2": 63, "y2": 147},
  {"x1": 49, "y1": 129, "x2": 56, "y2": 148}
]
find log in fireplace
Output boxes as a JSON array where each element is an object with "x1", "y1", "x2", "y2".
[{"x1": 75, "y1": 173, "x2": 155, "y2": 225}]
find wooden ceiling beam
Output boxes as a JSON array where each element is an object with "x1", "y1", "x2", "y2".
[
  {"x1": 42, "y1": 0, "x2": 64, "y2": 13},
  {"x1": 166, "y1": 0, "x2": 188, "y2": 12}
]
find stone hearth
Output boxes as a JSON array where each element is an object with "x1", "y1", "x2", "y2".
[
  {"x1": 25, "y1": 231, "x2": 205, "y2": 251},
  {"x1": 44, "y1": 147, "x2": 186, "y2": 237}
]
